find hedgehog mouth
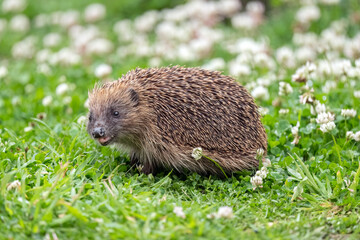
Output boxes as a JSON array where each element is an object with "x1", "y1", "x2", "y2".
[{"x1": 98, "y1": 136, "x2": 113, "y2": 146}]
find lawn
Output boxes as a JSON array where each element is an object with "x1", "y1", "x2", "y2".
[{"x1": 1, "y1": 0, "x2": 360, "y2": 239}]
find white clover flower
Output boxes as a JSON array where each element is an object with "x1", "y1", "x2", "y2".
[
  {"x1": 276, "y1": 46, "x2": 296, "y2": 68},
  {"x1": 291, "y1": 122, "x2": 300, "y2": 135},
  {"x1": 56, "y1": 83, "x2": 69, "y2": 96},
  {"x1": 258, "y1": 107, "x2": 269, "y2": 116},
  {"x1": 292, "y1": 62, "x2": 316, "y2": 82},
  {"x1": 312, "y1": 100, "x2": 326, "y2": 115},
  {"x1": 84, "y1": 3, "x2": 106, "y2": 23},
  {"x1": 341, "y1": 109, "x2": 357, "y2": 118},
  {"x1": 94, "y1": 64, "x2": 112, "y2": 78},
  {"x1": 191, "y1": 147, "x2": 203, "y2": 161},
  {"x1": 173, "y1": 206, "x2": 185, "y2": 219},
  {"x1": 24, "y1": 126, "x2": 33, "y2": 132},
  {"x1": 134, "y1": 11, "x2": 158, "y2": 33},
  {"x1": 279, "y1": 82, "x2": 293, "y2": 96},
  {"x1": 11, "y1": 96, "x2": 21, "y2": 106},
  {"x1": 355, "y1": 59, "x2": 360, "y2": 68},
  {"x1": 0, "y1": 66, "x2": 8, "y2": 79},
  {"x1": 43, "y1": 33, "x2": 62, "y2": 47},
  {"x1": 51, "y1": 48, "x2": 81, "y2": 66},
  {"x1": 256, "y1": 167, "x2": 268, "y2": 179},
  {"x1": 262, "y1": 158, "x2": 271, "y2": 168},
  {"x1": 9, "y1": 14, "x2": 30, "y2": 32},
  {"x1": 7, "y1": 180, "x2": 21, "y2": 191},
  {"x1": 354, "y1": 131, "x2": 360, "y2": 142},
  {"x1": 202, "y1": 58, "x2": 226, "y2": 71},
  {"x1": 256, "y1": 148, "x2": 264, "y2": 159},
  {"x1": 346, "y1": 131, "x2": 355, "y2": 140},
  {"x1": 250, "y1": 175, "x2": 263, "y2": 189},
  {"x1": 279, "y1": 109, "x2": 289, "y2": 115},
  {"x1": 2, "y1": 0, "x2": 26, "y2": 13},
  {"x1": 216, "y1": 206, "x2": 234, "y2": 219},
  {"x1": 251, "y1": 86, "x2": 269, "y2": 101},
  {"x1": 84, "y1": 98, "x2": 90, "y2": 108},
  {"x1": 296, "y1": 5, "x2": 320, "y2": 25},
  {"x1": 316, "y1": 112, "x2": 335, "y2": 124},
  {"x1": 77, "y1": 116, "x2": 87, "y2": 125},
  {"x1": 229, "y1": 62, "x2": 251, "y2": 77},
  {"x1": 86, "y1": 38, "x2": 113, "y2": 55},
  {"x1": 319, "y1": 121, "x2": 336, "y2": 133},
  {"x1": 12, "y1": 37, "x2": 35, "y2": 59},
  {"x1": 37, "y1": 63, "x2": 52, "y2": 76},
  {"x1": 63, "y1": 96, "x2": 72, "y2": 104},
  {"x1": 42, "y1": 96, "x2": 53, "y2": 106},
  {"x1": 354, "y1": 91, "x2": 360, "y2": 98}
]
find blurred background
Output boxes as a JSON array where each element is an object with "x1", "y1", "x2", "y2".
[{"x1": 0, "y1": 0, "x2": 359, "y2": 131}]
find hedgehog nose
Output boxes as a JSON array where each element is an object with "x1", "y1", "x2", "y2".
[{"x1": 92, "y1": 127, "x2": 105, "y2": 138}]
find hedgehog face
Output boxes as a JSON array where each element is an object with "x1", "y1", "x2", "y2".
[{"x1": 87, "y1": 85, "x2": 139, "y2": 146}]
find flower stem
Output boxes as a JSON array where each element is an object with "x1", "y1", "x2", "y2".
[{"x1": 203, "y1": 155, "x2": 228, "y2": 178}]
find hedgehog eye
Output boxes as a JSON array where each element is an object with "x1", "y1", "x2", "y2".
[
  {"x1": 113, "y1": 111, "x2": 120, "y2": 117},
  {"x1": 88, "y1": 113, "x2": 93, "y2": 122}
]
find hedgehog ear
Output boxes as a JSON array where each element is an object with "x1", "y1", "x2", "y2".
[{"x1": 129, "y1": 88, "x2": 139, "y2": 106}]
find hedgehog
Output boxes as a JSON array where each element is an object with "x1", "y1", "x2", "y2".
[{"x1": 87, "y1": 66, "x2": 267, "y2": 176}]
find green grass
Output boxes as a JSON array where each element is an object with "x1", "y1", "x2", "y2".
[{"x1": 1, "y1": 0, "x2": 360, "y2": 239}]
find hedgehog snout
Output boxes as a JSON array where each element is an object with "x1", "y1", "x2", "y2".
[{"x1": 92, "y1": 127, "x2": 105, "y2": 138}]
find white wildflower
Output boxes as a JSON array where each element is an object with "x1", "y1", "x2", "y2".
[
  {"x1": 355, "y1": 59, "x2": 360, "y2": 68},
  {"x1": 354, "y1": 91, "x2": 360, "y2": 99},
  {"x1": 262, "y1": 158, "x2": 271, "y2": 168},
  {"x1": 0, "y1": 66, "x2": 8, "y2": 79},
  {"x1": 173, "y1": 206, "x2": 185, "y2": 219},
  {"x1": 37, "y1": 63, "x2": 52, "y2": 75},
  {"x1": 291, "y1": 122, "x2": 300, "y2": 135},
  {"x1": 319, "y1": 121, "x2": 336, "y2": 133},
  {"x1": 94, "y1": 64, "x2": 112, "y2": 79},
  {"x1": 216, "y1": 206, "x2": 234, "y2": 219},
  {"x1": 276, "y1": 46, "x2": 296, "y2": 68},
  {"x1": 9, "y1": 14, "x2": 30, "y2": 32},
  {"x1": 256, "y1": 167, "x2": 268, "y2": 179},
  {"x1": 258, "y1": 107, "x2": 269, "y2": 116},
  {"x1": 346, "y1": 131, "x2": 354, "y2": 140},
  {"x1": 24, "y1": 126, "x2": 33, "y2": 132},
  {"x1": 7, "y1": 180, "x2": 21, "y2": 191},
  {"x1": 12, "y1": 96, "x2": 21, "y2": 105},
  {"x1": 279, "y1": 109, "x2": 289, "y2": 115},
  {"x1": 296, "y1": 5, "x2": 320, "y2": 25},
  {"x1": 12, "y1": 37, "x2": 36, "y2": 59},
  {"x1": 292, "y1": 62, "x2": 316, "y2": 82},
  {"x1": 229, "y1": 62, "x2": 251, "y2": 77},
  {"x1": 63, "y1": 96, "x2": 72, "y2": 104},
  {"x1": 279, "y1": 82, "x2": 293, "y2": 96},
  {"x1": 56, "y1": 83, "x2": 69, "y2": 96},
  {"x1": 77, "y1": 116, "x2": 87, "y2": 125},
  {"x1": 42, "y1": 96, "x2": 53, "y2": 106},
  {"x1": 341, "y1": 109, "x2": 357, "y2": 118},
  {"x1": 316, "y1": 112, "x2": 335, "y2": 124},
  {"x1": 191, "y1": 147, "x2": 203, "y2": 161},
  {"x1": 250, "y1": 175, "x2": 263, "y2": 189},
  {"x1": 354, "y1": 131, "x2": 360, "y2": 142},
  {"x1": 86, "y1": 38, "x2": 113, "y2": 55},
  {"x1": 84, "y1": 98, "x2": 89, "y2": 108},
  {"x1": 312, "y1": 100, "x2": 326, "y2": 115},
  {"x1": 84, "y1": 3, "x2": 106, "y2": 23},
  {"x1": 2, "y1": 0, "x2": 26, "y2": 13},
  {"x1": 202, "y1": 58, "x2": 226, "y2": 71},
  {"x1": 43, "y1": 33, "x2": 62, "y2": 47},
  {"x1": 251, "y1": 86, "x2": 269, "y2": 100}
]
